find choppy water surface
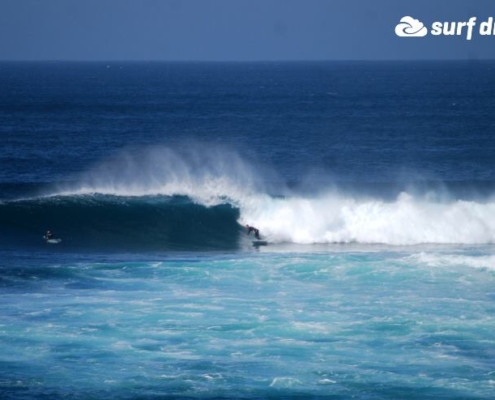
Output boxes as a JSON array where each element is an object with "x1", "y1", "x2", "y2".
[{"x1": 1, "y1": 249, "x2": 495, "y2": 399}]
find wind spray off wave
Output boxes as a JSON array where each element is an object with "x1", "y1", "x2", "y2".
[{"x1": 57, "y1": 144, "x2": 267, "y2": 206}]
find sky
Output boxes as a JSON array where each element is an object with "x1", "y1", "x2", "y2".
[{"x1": 0, "y1": 0, "x2": 494, "y2": 61}]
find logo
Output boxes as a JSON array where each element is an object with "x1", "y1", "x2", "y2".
[
  {"x1": 395, "y1": 16, "x2": 495, "y2": 40},
  {"x1": 395, "y1": 16, "x2": 428, "y2": 37}
]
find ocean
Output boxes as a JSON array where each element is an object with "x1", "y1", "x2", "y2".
[{"x1": 1, "y1": 61, "x2": 495, "y2": 399}]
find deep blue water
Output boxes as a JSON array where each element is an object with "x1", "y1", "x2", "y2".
[{"x1": 1, "y1": 61, "x2": 495, "y2": 399}]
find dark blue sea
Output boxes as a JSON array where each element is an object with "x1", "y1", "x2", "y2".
[{"x1": 1, "y1": 61, "x2": 495, "y2": 399}]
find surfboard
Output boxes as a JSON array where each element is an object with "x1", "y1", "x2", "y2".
[
  {"x1": 252, "y1": 240, "x2": 268, "y2": 246},
  {"x1": 43, "y1": 236, "x2": 62, "y2": 244}
]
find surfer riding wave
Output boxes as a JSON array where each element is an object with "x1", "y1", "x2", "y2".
[{"x1": 246, "y1": 224, "x2": 261, "y2": 240}]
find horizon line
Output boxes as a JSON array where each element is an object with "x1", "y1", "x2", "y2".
[{"x1": 1, "y1": 58, "x2": 494, "y2": 63}]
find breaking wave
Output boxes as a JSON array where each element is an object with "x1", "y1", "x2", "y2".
[{"x1": 2, "y1": 144, "x2": 495, "y2": 251}]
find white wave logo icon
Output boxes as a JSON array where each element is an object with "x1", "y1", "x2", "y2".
[{"x1": 395, "y1": 16, "x2": 428, "y2": 37}]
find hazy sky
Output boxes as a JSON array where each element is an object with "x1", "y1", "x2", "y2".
[{"x1": 1, "y1": 0, "x2": 494, "y2": 61}]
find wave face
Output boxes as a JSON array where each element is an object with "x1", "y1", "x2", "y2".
[
  {"x1": 0, "y1": 195, "x2": 241, "y2": 251},
  {"x1": 3, "y1": 144, "x2": 495, "y2": 251}
]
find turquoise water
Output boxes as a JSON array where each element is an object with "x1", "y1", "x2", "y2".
[{"x1": 2, "y1": 248, "x2": 495, "y2": 399}]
